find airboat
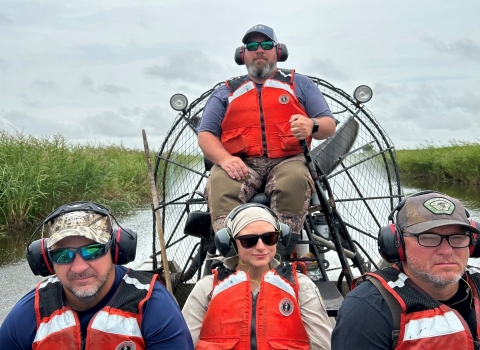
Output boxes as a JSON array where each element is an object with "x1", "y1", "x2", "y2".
[{"x1": 138, "y1": 75, "x2": 403, "y2": 316}]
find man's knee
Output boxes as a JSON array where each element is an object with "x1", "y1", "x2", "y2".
[{"x1": 269, "y1": 161, "x2": 313, "y2": 214}]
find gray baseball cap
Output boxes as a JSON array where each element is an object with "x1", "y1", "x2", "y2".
[
  {"x1": 47, "y1": 211, "x2": 112, "y2": 248},
  {"x1": 242, "y1": 24, "x2": 278, "y2": 43},
  {"x1": 397, "y1": 192, "x2": 480, "y2": 235}
]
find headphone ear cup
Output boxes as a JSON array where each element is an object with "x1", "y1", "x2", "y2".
[
  {"x1": 378, "y1": 224, "x2": 405, "y2": 263},
  {"x1": 234, "y1": 46, "x2": 245, "y2": 65},
  {"x1": 469, "y1": 219, "x2": 480, "y2": 256},
  {"x1": 215, "y1": 228, "x2": 237, "y2": 257},
  {"x1": 111, "y1": 227, "x2": 137, "y2": 265},
  {"x1": 26, "y1": 238, "x2": 55, "y2": 277},
  {"x1": 276, "y1": 43, "x2": 289, "y2": 62},
  {"x1": 278, "y1": 222, "x2": 291, "y2": 247}
]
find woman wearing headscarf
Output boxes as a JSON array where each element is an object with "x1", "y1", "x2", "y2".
[{"x1": 182, "y1": 203, "x2": 332, "y2": 350}]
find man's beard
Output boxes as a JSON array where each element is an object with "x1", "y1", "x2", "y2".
[
  {"x1": 66, "y1": 266, "x2": 113, "y2": 302},
  {"x1": 405, "y1": 251, "x2": 464, "y2": 288},
  {"x1": 247, "y1": 60, "x2": 276, "y2": 78}
]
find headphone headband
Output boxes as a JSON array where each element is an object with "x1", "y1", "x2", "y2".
[
  {"x1": 215, "y1": 203, "x2": 290, "y2": 257},
  {"x1": 379, "y1": 191, "x2": 477, "y2": 263},
  {"x1": 26, "y1": 201, "x2": 137, "y2": 276}
]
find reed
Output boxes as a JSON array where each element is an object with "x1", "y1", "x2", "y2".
[
  {"x1": 0, "y1": 130, "x2": 152, "y2": 230},
  {"x1": 396, "y1": 141, "x2": 480, "y2": 184}
]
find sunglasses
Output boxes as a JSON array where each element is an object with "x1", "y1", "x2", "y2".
[
  {"x1": 245, "y1": 40, "x2": 275, "y2": 51},
  {"x1": 49, "y1": 242, "x2": 111, "y2": 264},
  {"x1": 235, "y1": 232, "x2": 280, "y2": 249}
]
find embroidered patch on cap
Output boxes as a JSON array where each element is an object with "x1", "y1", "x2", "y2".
[
  {"x1": 115, "y1": 341, "x2": 135, "y2": 350},
  {"x1": 278, "y1": 94, "x2": 289, "y2": 104},
  {"x1": 423, "y1": 197, "x2": 455, "y2": 215},
  {"x1": 279, "y1": 298, "x2": 294, "y2": 316}
]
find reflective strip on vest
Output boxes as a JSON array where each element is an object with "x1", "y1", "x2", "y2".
[
  {"x1": 212, "y1": 271, "x2": 248, "y2": 299},
  {"x1": 124, "y1": 274, "x2": 150, "y2": 290},
  {"x1": 34, "y1": 310, "x2": 76, "y2": 342},
  {"x1": 264, "y1": 79, "x2": 295, "y2": 96},
  {"x1": 39, "y1": 276, "x2": 60, "y2": 289},
  {"x1": 264, "y1": 271, "x2": 295, "y2": 298},
  {"x1": 90, "y1": 310, "x2": 142, "y2": 337},
  {"x1": 467, "y1": 266, "x2": 480, "y2": 275},
  {"x1": 228, "y1": 81, "x2": 255, "y2": 104},
  {"x1": 387, "y1": 272, "x2": 408, "y2": 289},
  {"x1": 403, "y1": 311, "x2": 465, "y2": 341}
]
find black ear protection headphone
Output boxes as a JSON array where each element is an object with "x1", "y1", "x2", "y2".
[
  {"x1": 234, "y1": 43, "x2": 289, "y2": 66},
  {"x1": 26, "y1": 201, "x2": 137, "y2": 276},
  {"x1": 378, "y1": 191, "x2": 478, "y2": 263},
  {"x1": 214, "y1": 203, "x2": 291, "y2": 257}
]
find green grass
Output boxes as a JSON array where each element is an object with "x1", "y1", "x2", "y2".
[
  {"x1": 0, "y1": 130, "x2": 154, "y2": 231},
  {"x1": 396, "y1": 141, "x2": 480, "y2": 184}
]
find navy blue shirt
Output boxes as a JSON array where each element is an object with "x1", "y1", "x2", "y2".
[{"x1": 0, "y1": 265, "x2": 194, "y2": 350}]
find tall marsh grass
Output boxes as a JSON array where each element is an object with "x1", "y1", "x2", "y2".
[
  {"x1": 396, "y1": 141, "x2": 480, "y2": 184},
  {"x1": 0, "y1": 130, "x2": 152, "y2": 230}
]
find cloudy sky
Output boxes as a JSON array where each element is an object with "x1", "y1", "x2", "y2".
[{"x1": 1, "y1": 0, "x2": 479, "y2": 150}]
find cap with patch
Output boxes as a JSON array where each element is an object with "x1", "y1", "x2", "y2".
[
  {"x1": 47, "y1": 211, "x2": 112, "y2": 248},
  {"x1": 225, "y1": 206, "x2": 278, "y2": 238},
  {"x1": 242, "y1": 24, "x2": 278, "y2": 44},
  {"x1": 397, "y1": 192, "x2": 480, "y2": 235}
]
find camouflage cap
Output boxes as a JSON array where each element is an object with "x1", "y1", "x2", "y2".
[
  {"x1": 397, "y1": 192, "x2": 480, "y2": 235},
  {"x1": 47, "y1": 211, "x2": 112, "y2": 248}
]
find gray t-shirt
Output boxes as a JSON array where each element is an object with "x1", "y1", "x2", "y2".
[{"x1": 197, "y1": 72, "x2": 334, "y2": 137}]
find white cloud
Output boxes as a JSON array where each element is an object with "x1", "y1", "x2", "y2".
[{"x1": 0, "y1": 0, "x2": 478, "y2": 152}]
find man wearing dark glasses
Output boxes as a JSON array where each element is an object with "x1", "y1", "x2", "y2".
[
  {"x1": 0, "y1": 207, "x2": 193, "y2": 350},
  {"x1": 198, "y1": 24, "x2": 337, "y2": 259},
  {"x1": 332, "y1": 192, "x2": 480, "y2": 349},
  {"x1": 182, "y1": 204, "x2": 332, "y2": 349}
]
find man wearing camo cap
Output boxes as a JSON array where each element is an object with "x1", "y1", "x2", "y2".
[
  {"x1": 333, "y1": 191, "x2": 480, "y2": 349},
  {"x1": 0, "y1": 201, "x2": 193, "y2": 349},
  {"x1": 182, "y1": 203, "x2": 332, "y2": 349}
]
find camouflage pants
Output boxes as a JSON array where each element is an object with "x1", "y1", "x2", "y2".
[{"x1": 204, "y1": 154, "x2": 314, "y2": 234}]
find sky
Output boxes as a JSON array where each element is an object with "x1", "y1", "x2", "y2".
[{"x1": 0, "y1": 0, "x2": 479, "y2": 151}]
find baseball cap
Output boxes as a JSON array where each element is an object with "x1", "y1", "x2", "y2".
[
  {"x1": 242, "y1": 24, "x2": 278, "y2": 44},
  {"x1": 47, "y1": 211, "x2": 112, "y2": 248},
  {"x1": 397, "y1": 192, "x2": 480, "y2": 235},
  {"x1": 225, "y1": 205, "x2": 278, "y2": 238}
]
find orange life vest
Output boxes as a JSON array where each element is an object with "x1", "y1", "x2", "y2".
[
  {"x1": 359, "y1": 266, "x2": 480, "y2": 350},
  {"x1": 221, "y1": 69, "x2": 311, "y2": 159},
  {"x1": 33, "y1": 269, "x2": 157, "y2": 350},
  {"x1": 196, "y1": 263, "x2": 310, "y2": 350}
]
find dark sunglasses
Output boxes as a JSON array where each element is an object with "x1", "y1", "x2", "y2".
[
  {"x1": 49, "y1": 242, "x2": 111, "y2": 264},
  {"x1": 245, "y1": 40, "x2": 275, "y2": 51},
  {"x1": 235, "y1": 232, "x2": 280, "y2": 249}
]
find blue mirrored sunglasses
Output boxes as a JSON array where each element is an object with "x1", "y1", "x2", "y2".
[{"x1": 49, "y1": 242, "x2": 111, "y2": 264}]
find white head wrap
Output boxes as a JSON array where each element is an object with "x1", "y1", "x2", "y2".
[{"x1": 225, "y1": 206, "x2": 278, "y2": 238}]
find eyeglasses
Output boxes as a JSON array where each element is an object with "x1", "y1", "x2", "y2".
[
  {"x1": 245, "y1": 40, "x2": 275, "y2": 51},
  {"x1": 403, "y1": 232, "x2": 472, "y2": 248},
  {"x1": 235, "y1": 232, "x2": 280, "y2": 249},
  {"x1": 49, "y1": 242, "x2": 111, "y2": 264}
]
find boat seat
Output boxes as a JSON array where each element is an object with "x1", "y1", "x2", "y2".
[{"x1": 313, "y1": 280, "x2": 344, "y2": 317}]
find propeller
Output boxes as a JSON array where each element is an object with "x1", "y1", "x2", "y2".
[{"x1": 310, "y1": 116, "x2": 359, "y2": 176}]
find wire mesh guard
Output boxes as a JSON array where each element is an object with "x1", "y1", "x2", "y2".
[{"x1": 152, "y1": 76, "x2": 403, "y2": 305}]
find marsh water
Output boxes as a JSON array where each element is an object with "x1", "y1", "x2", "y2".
[{"x1": 1, "y1": 179, "x2": 480, "y2": 324}]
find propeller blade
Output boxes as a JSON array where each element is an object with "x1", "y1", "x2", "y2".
[{"x1": 310, "y1": 116, "x2": 359, "y2": 175}]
